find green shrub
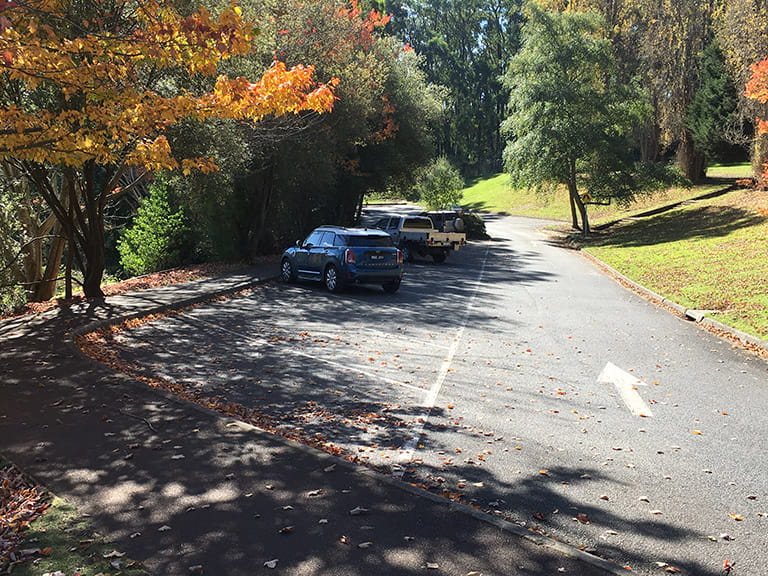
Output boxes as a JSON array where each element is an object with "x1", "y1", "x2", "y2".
[
  {"x1": 0, "y1": 285, "x2": 25, "y2": 317},
  {"x1": 117, "y1": 182, "x2": 190, "y2": 276},
  {"x1": 461, "y1": 211, "x2": 489, "y2": 239},
  {"x1": 415, "y1": 157, "x2": 465, "y2": 209}
]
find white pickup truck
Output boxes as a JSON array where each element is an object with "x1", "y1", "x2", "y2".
[{"x1": 372, "y1": 214, "x2": 466, "y2": 263}]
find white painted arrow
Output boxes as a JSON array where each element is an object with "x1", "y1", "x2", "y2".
[{"x1": 598, "y1": 362, "x2": 654, "y2": 418}]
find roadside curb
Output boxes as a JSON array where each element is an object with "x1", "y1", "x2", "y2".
[
  {"x1": 70, "y1": 270, "x2": 280, "y2": 342},
  {"x1": 67, "y1": 269, "x2": 630, "y2": 575},
  {"x1": 580, "y1": 251, "x2": 768, "y2": 356}
]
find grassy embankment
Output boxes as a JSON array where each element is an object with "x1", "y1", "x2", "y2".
[{"x1": 461, "y1": 164, "x2": 768, "y2": 341}]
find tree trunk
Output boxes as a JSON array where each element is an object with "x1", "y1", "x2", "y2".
[
  {"x1": 752, "y1": 132, "x2": 768, "y2": 182},
  {"x1": 79, "y1": 162, "x2": 106, "y2": 298},
  {"x1": 568, "y1": 160, "x2": 590, "y2": 236},
  {"x1": 639, "y1": 118, "x2": 661, "y2": 162},
  {"x1": 676, "y1": 131, "x2": 706, "y2": 183},
  {"x1": 568, "y1": 190, "x2": 580, "y2": 230},
  {"x1": 32, "y1": 229, "x2": 66, "y2": 301}
]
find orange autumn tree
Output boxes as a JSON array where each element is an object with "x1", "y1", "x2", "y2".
[
  {"x1": 0, "y1": 0, "x2": 336, "y2": 298},
  {"x1": 745, "y1": 58, "x2": 768, "y2": 185}
]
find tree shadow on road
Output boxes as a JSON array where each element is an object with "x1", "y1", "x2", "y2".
[{"x1": 0, "y1": 238, "x2": 730, "y2": 576}]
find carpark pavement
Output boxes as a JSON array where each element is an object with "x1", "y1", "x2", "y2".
[{"x1": 0, "y1": 264, "x2": 624, "y2": 575}]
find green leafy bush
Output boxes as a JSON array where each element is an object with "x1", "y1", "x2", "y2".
[
  {"x1": 461, "y1": 211, "x2": 489, "y2": 239},
  {"x1": 415, "y1": 157, "x2": 465, "y2": 209},
  {"x1": 117, "y1": 182, "x2": 190, "y2": 276}
]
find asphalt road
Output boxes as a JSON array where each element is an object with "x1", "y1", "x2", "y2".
[{"x1": 109, "y1": 213, "x2": 768, "y2": 576}]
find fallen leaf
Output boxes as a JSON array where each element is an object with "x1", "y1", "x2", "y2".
[
  {"x1": 188, "y1": 566, "x2": 203, "y2": 574},
  {"x1": 576, "y1": 513, "x2": 590, "y2": 524},
  {"x1": 350, "y1": 506, "x2": 370, "y2": 516},
  {"x1": 691, "y1": 430, "x2": 703, "y2": 435},
  {"x1": 729, "y1": 513, "x2": 744, "y2": 521},
  {"x1": 532, "y1": 512, "x2": 546, "y2": 521},
  {"x1": 264, "y1": 559, "x2": 279, "y2": 569},
  {"x1": 278, "y1": 526, "x2": 294, "y2": 534},
  {"x1": 650, "y1": 510, "x2": 663, "y2": 515},
  {"x1": 539, "y1": 469, "x2": 550, "y2": 476},
  {"x1": 663, "y1": 567, "x2": 682, "y2": 573},
  {"x1": 158, "y1": 525, "x2": 172, "y2": 532},
  {"x1": 358, "y1": 542, "x2": 374, "y2": 548},
  {"x1": 427, "y1": 562, "x2": 440, "y2": 569},
  {"x1": 103, "y1": 550, "x2": 125, "y2": 558}
]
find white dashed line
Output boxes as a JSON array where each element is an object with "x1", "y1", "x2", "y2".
[{"x1": 394, "y1": 245, "x2": 492, "y2": 474}]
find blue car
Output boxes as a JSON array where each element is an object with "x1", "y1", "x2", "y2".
[{"x1": 280, "y1": 226, "x2": 404, "y2": 293}]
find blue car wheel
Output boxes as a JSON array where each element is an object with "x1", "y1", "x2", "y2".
[
  {"x1": 324, "y1": 264, "x2": 344, "y2": 293},
  {"x1": 281, "y1": 258, "x2": 296, "y2": 282}
]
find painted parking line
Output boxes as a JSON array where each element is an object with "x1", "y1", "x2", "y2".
[
  {"x1": 597, "y1": 362, "x2": 654, "y2": 418},
  {"x1": 394, "y1": 245, "x2": 492, "y2": 475}
]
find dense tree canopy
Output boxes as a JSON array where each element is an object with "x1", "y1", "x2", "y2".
[
  {"x1": 502, "y1": 6, "x2": 653, "y2": 234},
  {"x1": 0, "y1": 0, "x2": 765, "y2": 311},
  {"x1": 384, "y1": 0, "x2": 524, "y2": 174},
  {"x1": 0, "y1": 0, "x2": 336, "y2": 297}
]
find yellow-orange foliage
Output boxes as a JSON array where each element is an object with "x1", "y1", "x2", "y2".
[
  {"x1": 746, "y1": 59, "x2": 768, "y2": 133},
  {"x1": 745, "y1": 58, "x2": 768, "y2": 184},
  {"x1": 0, "y1": 0, "x2": 337, "y2": 172}
]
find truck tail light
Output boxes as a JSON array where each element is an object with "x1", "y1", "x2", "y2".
[
  {"x1": 397, "y1": 249, "x2": 403, "y2": 264},
  {"x1": 345, "y1": 249, "x2": 356, "y2": 264}
]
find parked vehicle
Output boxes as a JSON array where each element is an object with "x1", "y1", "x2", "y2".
[
  {"x1": 372, "y1": 214, "x2": 466, "y2": 263},
  {"x1": 421, "y1": 210, "x2": 466, "y2": 233},
  {"x1": 421, "y1": 209, "x2": 488, "y2": 240},
  {"x1": 280, "y1": 226, "x2": 404, "y2": 293}
]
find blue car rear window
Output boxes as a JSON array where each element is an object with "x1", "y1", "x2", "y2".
[{"x1": 343, "y1": 235, "x2": 393, "y2": 247}]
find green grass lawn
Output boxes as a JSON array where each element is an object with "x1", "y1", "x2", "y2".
[
  {"x1": 581, "y1": 189, "x2": 768, "y2": 340},
  {"x1": 461, "y1": 170, "x2": 747, "y2": 224},
  {"x1": 706, "y1": 161, "x2": 753, "y2": 179},
  {"x1": 461, "y1": 172, "x2": 768, "y2": 341}
]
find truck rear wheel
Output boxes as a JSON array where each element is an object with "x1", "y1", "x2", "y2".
[
  {"x1": 432, "y1": 251, "x2": 447, "y2": 264},
  {"x1": 400, "y1": 244, "x2": 413, "y2": 262}
]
